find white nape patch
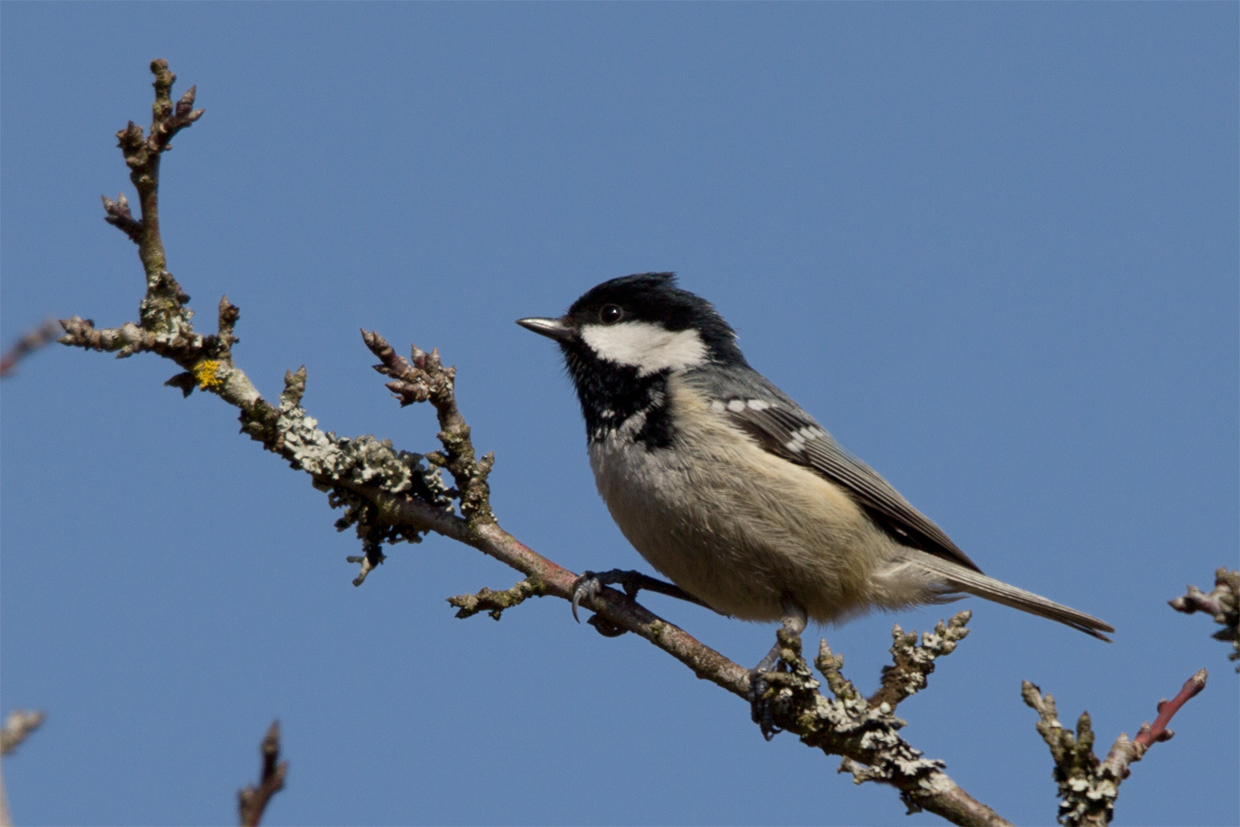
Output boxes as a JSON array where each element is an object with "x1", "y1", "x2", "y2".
[{"x1": 580, "y1": 322, "x2": 708, "y2": 376}]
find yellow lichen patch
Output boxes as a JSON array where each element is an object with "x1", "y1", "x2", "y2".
[{"x1": 194, "y1": 359, "x2": 225, "y2": 390}]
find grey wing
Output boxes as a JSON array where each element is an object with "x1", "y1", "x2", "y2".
[{"x1": 697, "y1": 370, "x2": 983, "y2": 574}]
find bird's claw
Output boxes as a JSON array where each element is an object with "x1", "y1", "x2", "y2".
[
  {"x1": 571, "y1": 571, "x2": 602, "y2": 623},
  {"x1": 747, "y1": 631, "x2": 793, "y2": 740},
  {"x1": 748, "y1": 668, "x2": 782, "y2": 740}
]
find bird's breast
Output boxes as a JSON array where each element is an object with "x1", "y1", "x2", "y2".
[{"x1": 584, "y1": 375, "x2": 898, "y2": 622}]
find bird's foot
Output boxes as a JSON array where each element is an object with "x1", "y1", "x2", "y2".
[
  {"x1": 748, "y1": 679, "x2": 780, "y2": 739},
  {"x1": 749, "y1": 609, "x2": 809, "y2": 740},
  {"x1": 570, "y1": 570, "x2": 611, "y2": 622},
  {"x1": 571, "y1": 568, "x2": 711, "y2": 623}
]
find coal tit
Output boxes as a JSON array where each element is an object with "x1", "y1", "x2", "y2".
[{"x1": 517, "y1": 273, "x2": 1114, "y2": 646}]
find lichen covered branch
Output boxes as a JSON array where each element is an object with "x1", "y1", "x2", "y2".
[
  {"x1": 746, "y1": 615, "x2": 1009, "y2": 826},
  {"x1": 363, "y1": 330, "x2": 494, "y2": 527},
  {"x1": 1022, "y1": 669, "x2": 1208, "y2": 827},
  {"x1": 1170, "y1": 568, "x2": 1239, "y2": 671},
  {"x1": 869, "y1": 611, "x2": 971, "y2": 712},
  {"x1": 743, "y1": 624, "x2": 1008, "y2": 826},
  {"x1": 449, "y1": 578, "x2": 547, "y2": 619}
]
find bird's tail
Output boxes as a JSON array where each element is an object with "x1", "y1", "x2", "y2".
[{"x1": 907, "y1": 553, "x2": 1114, "y2": 642}]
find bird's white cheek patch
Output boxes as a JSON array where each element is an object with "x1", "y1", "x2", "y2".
[{"x1": 580, "y1": 322, "x2": 708, "y2": 376}]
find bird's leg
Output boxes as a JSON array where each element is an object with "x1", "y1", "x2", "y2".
[
  {"x1": 571, "y1": 568, "x2": 712, "y2": 622},
  {"x1": 749, "y1": 605, "x2": 808, "y2": 740}
]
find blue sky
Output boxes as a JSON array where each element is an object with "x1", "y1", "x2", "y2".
[{"x1": 2, "y1": 4, "x2": 1236, "y2": 825}]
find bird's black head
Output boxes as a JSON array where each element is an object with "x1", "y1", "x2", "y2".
[
  {"x1": 517, "y1": 273, "x2": 749, "y2": 445},
  {"x1": 517, "y1": 272, "x2": 746, "y2": 373}
]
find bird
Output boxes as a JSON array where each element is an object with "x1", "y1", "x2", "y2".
[{"x1": 516, "y1": 272, "x2": 1114, "y2": 663}]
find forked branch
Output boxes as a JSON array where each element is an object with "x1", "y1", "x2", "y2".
[{"x1": 1022, "y1": 669, "x2": 1208, "y2": 827}]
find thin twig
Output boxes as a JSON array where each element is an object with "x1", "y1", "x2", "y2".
[
  {"x1": 237, "y1": 720, "x2": 287, "y2": 827},
  {"x1": 448, "y1": 578, "x2": 547, "y2": 619},
  {"x1": 0, "y1": 320, "x2": 61, "y2": 378},
  {"x1": 1131, "y1": 669, "x2": 1208, "y2": 748}
]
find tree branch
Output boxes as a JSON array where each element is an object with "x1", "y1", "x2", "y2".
[
  {"x1": 1169, "y1": 567, "x2": 1239, "y2": 671},
  {"x1": 869, "y1": 612, "x2": 971, "y2": 712},
  {"x1": 1022, "y1": 669, "x2": 1208, "y2": 827},
  {"x1": 0, "y1": 320, "x2": 61, "y2": 378},
  {"x1": 237, "y1": 720, "x2": 287, "y2": 827}
]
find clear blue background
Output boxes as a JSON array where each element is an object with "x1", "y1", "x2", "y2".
[{"x1": 2, "y1": 4, "x2": 1237, "y2": 826}]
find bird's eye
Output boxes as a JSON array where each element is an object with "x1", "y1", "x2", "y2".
[{"x1": 600, "y1": 304, "x2": 623, "y2": 324}]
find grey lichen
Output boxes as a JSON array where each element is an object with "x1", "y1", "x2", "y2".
[
  {"x1": 752, "y1": 631, "x2": 952, "y2": 816},
  {"x1": 448, "y1": 578, "x2": 547, "y2": 620},
  {"x1": 810, "y1": 640, "x2": 947, "y2": 812},
  {"x1": 1022, "y1": 683, "x2": 1119, "y2": 827},
  {"x1": 271, "y1": 367, "x2": 452, "y2": 585},
  {"x1": 871, "y1": 612, "x2": 971, "y2": 711}
]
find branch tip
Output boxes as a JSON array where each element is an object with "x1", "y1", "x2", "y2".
[
  {"x1": 448, "y1": 578, "x2": 545, "y2": 620},
  {"x1": 1170, "y1": 568, "x2": 1239, "y2": 671},
  {"x1": 237, "y1": 719, "x2": 287, "y2": 827},
  {"x1": 1, "y1": 319, "x2": 62, "y2": 378},
  {"x1": 1, "y1": 709, "x2": 46, "y2": 755}
]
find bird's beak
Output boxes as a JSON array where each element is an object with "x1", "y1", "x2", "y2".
[{"x1": 516, "y1": 317, "x2": 574, "y2": 342}]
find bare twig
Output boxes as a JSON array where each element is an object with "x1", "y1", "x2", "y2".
[
  {"x1": 101, "y1": 192, "x2": 142, "y2": 243},
  {"x1": 237, "y1": 720, "x2": 287, "y2": 827},
  {"x1": 1131, "y1": 669, "x2": 1208, "y2": 748},
  {"x1": 1023, "y1": 669, "x2": 1208, "y2": 827},
  {"x1": 0, "y1": 320, "x2": 61, "y2": 378},
  {"x1": 1170, "y1": 568, "x2": 1239, "y2": 671},
  {"x1": 0, "y1": 711, "x2": 45, "y2": 756}
]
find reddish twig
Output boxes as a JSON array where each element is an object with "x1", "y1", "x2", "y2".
[
  {"x1": 237, "y1": 720, "x2": 287, "y2": 827},
  {"x1": 1132, "y1": 668, "x2": 1208, "y2": 748}
]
